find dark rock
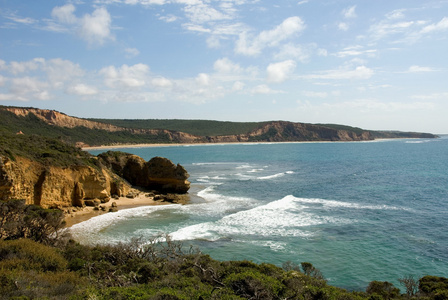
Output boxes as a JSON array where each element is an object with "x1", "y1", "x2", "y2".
[
  {"x1": 98, "y1": 153, "x2": 190, "y2": 194},
  {"x1": 109, "y1": 207, "x2": 118, "y2": 212},
  {"x1": 111, "y1": 201, "x2": 117, "y2": 207},
  {"x1": 84, "y1": 199, "x2": 101, "y2": 207},
  {"x1": 126, "y1": 192, "x2": 136, "y2": 199}
]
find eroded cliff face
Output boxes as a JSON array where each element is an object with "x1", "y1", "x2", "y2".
[
  {"x1": 4, "y1": 107, "x2": 203, "y2": 145},
  {"x1": 0, "y1": 156, "x2": 130, "y2": 209},
  {"x1": 98, "y1": 152, "x2": 190, "y2": 194}
]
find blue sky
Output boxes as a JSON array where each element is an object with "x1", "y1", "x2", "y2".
[{"x1": 1, "y1": 0, "x2": 447, "y2": 133}]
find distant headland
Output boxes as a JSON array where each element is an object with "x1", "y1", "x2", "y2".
[{"x1": 0, "y1": 105, "x2": 438, "y2": 148}]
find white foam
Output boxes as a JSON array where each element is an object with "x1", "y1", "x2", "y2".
[
  {"x1": 247, "y1": 168, "x2": 264, "y2": 173},
  {"x1": 170, "y1": 195, "x2": 350, "y2": 241},
  {"x1": 257, "y1": 171, "x2": 294, "y2": 180},
  {"x1": 288, "y1": 195, "x2": 410, "y2": 211},
  {"x1": 67, "y1": 204, "x2": 179, "y2": 243}
]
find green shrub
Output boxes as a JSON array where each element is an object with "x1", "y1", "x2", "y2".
[
  {"x1": 366, "y1": 281, "x2": 400, "y2": 299},
  {"x1": 224, "y1": 270, "x2": 284, "y2": 299},
  {"x1": 0, "y1": 239, "x2": 67, "y2": 272}
]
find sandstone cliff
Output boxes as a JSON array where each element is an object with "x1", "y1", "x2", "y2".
[
  {"x1": 3, "y1": 106, "x2": 203, "y2": 145},
  {"x1": 98, "y1": 152, "x2": 190, "y2": 194},
  {"x1": 0, "y1": 152, "x2": 190, "y2": 209},
  {"x1": 0, "y1": 155, "x2": 130, "y2": 209}
]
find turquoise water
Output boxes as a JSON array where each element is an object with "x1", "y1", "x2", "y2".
[{"x1": 71, "y1": 137, "x2": 448, "y2": 290}]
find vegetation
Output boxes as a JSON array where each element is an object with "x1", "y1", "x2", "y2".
[
  {"x1": 316, "y1": 124, "x2": 367, "y2": 135},
  {"x1": 0, "y1": 107, "x2": 438, "y2": 148},
  {"x1": 0, "y1": 108, "x2": 173, "y2": 147},
  {"x1": 0, "y1": 131, "x2": 99, "y2": 167},
  {"x1": 0, "y1": 199, "x2": 447, "y2": 299},
  {"x1": 90, "y1": 118, "x2": 266, "y2": 136}
]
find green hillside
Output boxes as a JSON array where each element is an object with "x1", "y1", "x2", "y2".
[
  {"x1": 0, "y1": 109, "x2": 173, "y2": 146},
  {"x1": 91, "y1": 118, "x2": 265, "y2": 136}
]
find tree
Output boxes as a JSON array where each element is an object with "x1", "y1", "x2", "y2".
[
  {"x1": 366, "y1": 281, "x2": 400, "y2": 300},
  {"x1": 399, "y1": 275, "x2": 419, "y2": 298}
]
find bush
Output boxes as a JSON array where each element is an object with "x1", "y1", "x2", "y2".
[
  {"x1": 0, "y1": 239, "x2": 67, "y2": 272},
  {"x1": 366, "y1": 281, "x2": 400, "y2": 299},
  {"x1": 0, "y1": 199, "x2": 65, "y2": 243}
]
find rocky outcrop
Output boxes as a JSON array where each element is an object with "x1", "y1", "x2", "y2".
[
  {"x1": 98, "y1": 152, "x2": 190, "y2": 194},
  {"x1": 0, "y1": 156, "x2": 131, "y2": 209}
]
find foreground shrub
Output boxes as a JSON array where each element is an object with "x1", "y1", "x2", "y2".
[
  {"x1": 0, "y1": 239, "x2": 85, "y2": 299},
  {"x1": 0, "y1": 199, "x2": 65, "y2": 243}
]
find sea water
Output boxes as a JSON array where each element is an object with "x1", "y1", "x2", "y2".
[{"x1": 70, "y1": 136, "x2": 448, "y2": 290}]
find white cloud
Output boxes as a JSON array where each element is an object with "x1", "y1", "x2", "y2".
[
  {"x1": 408, "y1": 65, "x2": 434, "y2": 73},
  {"x1": 274, "y1": 43, "x2": 313, "y2": 62},
  {"x1": 251, "y1": 84, "x2": 282, "y2": 94},
  {"x1": 338, "y1": 22, "x2": 349, "y2": 31},
  {"x1": 386, "y1": 9, "x2": 405, "y2": 20},
  {"x1": 100, "y1": 64, "x2": 149, "y2": 88},
  {"x1": 213, "y1": 58, "x2": 242, "y2": 73},
  {"x1": 80, "y1": 7, "x2": 114, "y2": 46},
  {"x1": 267, "y1": 60, "x2": 296, "y2": 83},
  {"x1": 183, "y1": 2, "x2": 231, "y2": 24},
  {"x1": 235, "y1": 16, "x2": 305, "y2": 56},
  {"x1": 4, "y1": 12, "x2": 37, "y2": 25},
  {"x1": 125, "y1": 48, "x2": 140, "y2": 58},
  {"x1": 9, "y1": 59, "x2": 42, "y2": 75},
  {"x1": 306, "y1": 66, "x2": 374, "y2": 80},
  {"x1": 334, "y1": 46, "x2": 377, "y2": 58},
  {"x1": 411, "y1": 92, "x2": 448, "y2": 100},
  {"x1": 343, "y1": 5, "x2": 357, "y2": 19},
  {"x1": 232, "y1": 81, "x2": 245, "y2": 91},
  {"x1": 369, "y1": 20, "x2": 416, "y2": 40},
  {"x1": 9, "y1": 77, "x2": 50, "y2": 100},
  {"x1": 303, "y1": 91, "x2": 327, "y2": 98},
  {"x1": 52, "y1": 4, "x2": 77, "y2": 24},
  {"x1": 47, "y1": 4, "x2": 115, "y2": 47},
  {"x1": 317, "y1": 48, "x2": 328, "y2": 57},
  {"x1": 420, "y1": 17, "x2": 448, "y2": 34},
  {"x1": 67, "y1": 84, "x2": 98, "y2": 95},
  {"x1": 196, "y1": 73, "x2": 210, "y2": 86},
  {"x1": 43, "y1": 58, "x2": 84, "y2": 88},
  {"x1": 159, "y1": 14, "x2": 178, "y2": 23},
  {"x1": 152, "y1": 77, "x2": 173, "y2": 88},
  {"x1": 182, "y1": 23, "x2": 211, "y2": 33}
]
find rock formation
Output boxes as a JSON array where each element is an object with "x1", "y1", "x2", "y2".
[
  {"x1": 98, "y1": 152, "x2": 190, "y2": 194},
  {"x1": 0, "y1": 155, "x2": 130, "y2": 209}
]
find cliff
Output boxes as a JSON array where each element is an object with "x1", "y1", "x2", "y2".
[
  {"x1": 0, "y1": 106, "x2": 438, "y2": 147},
  {"x1": 0, "y1": 155, "x2": 130, "y2": 208},
  {"x1": 98, "y1": 152, "x2": 190, "y2": 194},
  {"x1": 0, "y1": 133, "x2": 190, "y2": 209}
]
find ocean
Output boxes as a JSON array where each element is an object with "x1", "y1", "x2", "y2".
[{"x1": 70, "y1": 136, "x2": 448, "y2": 291}]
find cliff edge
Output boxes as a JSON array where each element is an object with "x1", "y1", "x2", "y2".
[{"x1": 0, "y1": 135, "x2": 190, "y2": 209}]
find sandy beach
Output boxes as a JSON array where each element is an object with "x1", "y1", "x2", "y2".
[
  {"x1": 64, "y1": 193, "x2": 176, "y2": 227},
  {"x1": 82, "y1": 140, "x2": 387, "y2": 151}
]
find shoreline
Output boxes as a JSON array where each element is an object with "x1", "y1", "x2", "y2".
[
  {"x1": 64, "y1": 193, "x2": 176, "y2": 227},
  {"x1": 82, "y1": 139, "x2": 396, "y2": 151}
]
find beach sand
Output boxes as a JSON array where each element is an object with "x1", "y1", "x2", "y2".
[{"x1": 64, "y1": 193, "x2": 174, "y2": 227}]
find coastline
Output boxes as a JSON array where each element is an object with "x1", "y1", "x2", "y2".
[
  {"x1": 64, "y1": 193, "x2": 174, "y2": 227},
  {"x1": 82, "y1": 139, "x2": 393, "y2": 151}
]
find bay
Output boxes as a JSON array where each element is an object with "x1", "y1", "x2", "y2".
[{"x1": 70, "y1": 136, "x2": 448, "y2": 290}]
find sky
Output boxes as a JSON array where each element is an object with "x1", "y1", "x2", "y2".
[{"x1": 1, "y1": 0, "x2": 447, "y2": 133}]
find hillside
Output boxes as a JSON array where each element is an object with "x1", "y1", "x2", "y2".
[{"x1": 0, "y1": 106, "x2": 438, "y2": 147}]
